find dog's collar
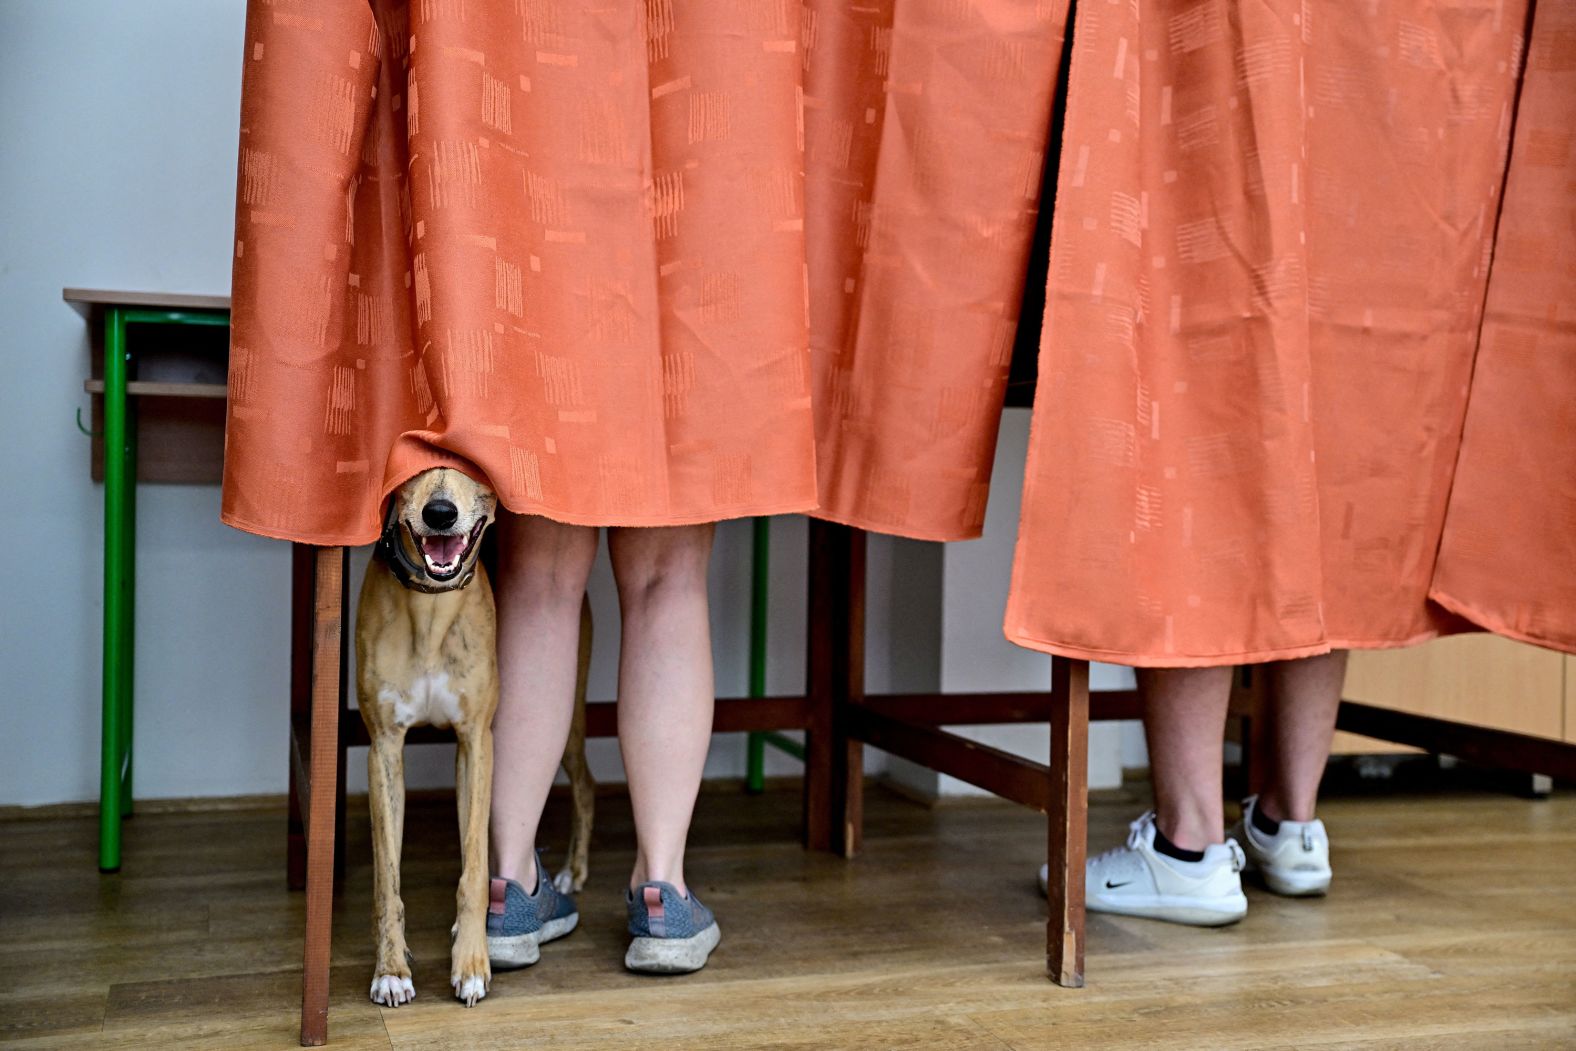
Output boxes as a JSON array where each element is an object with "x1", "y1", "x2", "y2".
[{"x1": 374, "y1": 499, "x2": 475, "y2": 594}]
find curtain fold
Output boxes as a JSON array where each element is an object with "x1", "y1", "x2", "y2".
[
  {"x1": 223, "y1": 0, "x2": 1575, "y2": 661},
  {"x1": 1430, "y1": 0, "x2": 1576, "y2": 656},
  {"x1": 1005, "y1": 0, "x2": 1537, "y2": 664},
  {"x1": 803, "y1": 0, "x2": 1071, "y2": 540},
  {"x1": 223, "y1": 0, "x2": 817, "y2": 543}
]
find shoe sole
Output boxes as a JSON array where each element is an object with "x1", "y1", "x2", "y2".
[
  {"x1": 487, "y1": 911, "x2": 579, "y2": 970},
  {"x1": 1233, "y1": 825, "x2": 1333, "y2": 898},
  {"x1": 1088, "y1": 890, "x2": 1247, "y2": 927},
  {"x1": 625, "y1": 922, "x2": 721, "y2": 974},
  {"x1": 1256, "y1": 867, "x2": 1331, "y2": 897}
]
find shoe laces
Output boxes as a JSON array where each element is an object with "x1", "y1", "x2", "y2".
[
  {"x1": 1125, "y1": 810, "x2": 1155, "y2": 850},
  {"x1": 1088, "y1": 811, "x2": 1154, "y2": 865}
]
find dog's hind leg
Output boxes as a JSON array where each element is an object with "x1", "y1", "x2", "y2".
[
  {"x1": 557, "y1": 704, "x2": 595, "y2": 894},
  {"x1": 368, "y1": 728, "x2": 415, "y2": 1007},
  {"x1": 556, "y1": 596, "x2": 595, "y2": 894},
  {"x1": 451, "y1": 723, "x2": 493, "y2": 1007}
]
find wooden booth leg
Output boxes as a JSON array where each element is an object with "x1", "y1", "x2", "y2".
[
  {"x1": 1046, "y1": 658, "x2": 1090, "y2": 988},
  {"x1": 289, "y1": 543, "x2": 351, "y2": 897},
  {"x1": 803, "y1": 520, "x2": 865, "y2": 857},
  {"x1": 297, "y1": 547, "x2": 348, "y2": 1047},
  {"x1": 287, "y1": 544, "x2": 312, "y2": 890},
  {"x1": 838, "y1": 527, "x2": 867, "y2": 858}
]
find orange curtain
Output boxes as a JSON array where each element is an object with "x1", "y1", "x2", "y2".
[
  {"x1": 1431, "y1": 1, "x2": 1576, "y2": 655},
  {"x1": 223, "y1": 0, "x2": 1075, "y2": 545},
  {"x1": 1005, "y1": 0, "x2": 1576, "y2": 664},
  {"x1": 224, "y1": 0, "x2": 1575, "y2": 660},
  {"x1": 223, "y1": 0, "x2": 817, "y2": 543},
  {"x1": 803, "y1": 0, "x2": 1070, "y2": 540}
]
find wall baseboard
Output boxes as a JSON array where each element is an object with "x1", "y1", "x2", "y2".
[
  {"x1": 0, "y1": 792, "x2": 287, "y2": 821},
  {"x1": 0, "y1": 775, "x2": 817, "y2": 822}
]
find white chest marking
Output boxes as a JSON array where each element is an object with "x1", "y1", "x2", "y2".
[{"x1": 379, "y1": 671, "x2": 465, "y2": 729}]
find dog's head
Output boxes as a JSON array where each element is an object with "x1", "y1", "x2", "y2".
[{"x1": 378, "y1": 467, "x2": 497, "y2": 592}]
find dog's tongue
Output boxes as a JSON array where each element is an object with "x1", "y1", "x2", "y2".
[{"x1": 421, "y1": 534, "x2": 466, "y2": 566}]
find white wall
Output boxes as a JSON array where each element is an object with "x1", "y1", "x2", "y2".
[
  {"x1": 886, "y1": 410, "x2": 1147, "y2": 800},
  {"x1": 0, "y1": 0, "x2": 278, "y2": 807},
  {"x1": 0, "y1": 1, "x2": 1138, "y2": 809}
]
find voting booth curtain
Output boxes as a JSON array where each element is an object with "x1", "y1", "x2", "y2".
[
  {"x1": 1004, "y1": 0, "x2": 1576, "y2": 663},
  {"x1": 223, "y1": 0, "x2": 1575, "y2": 663}
]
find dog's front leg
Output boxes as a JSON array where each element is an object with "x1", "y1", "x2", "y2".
[
  {"x1": 451, "y1": 723, "x2": 493, "y2": 1006},
  {"x1": 368, "y1": 728, "x2": 414, "y2": 1006}
]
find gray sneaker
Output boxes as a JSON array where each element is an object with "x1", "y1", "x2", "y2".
[
  {"x1": 624, "y1": 880, "x2": 721, "y2": 974},
  {"x1": 486, "y1": 854, "x2": 580, "y2": 970}
]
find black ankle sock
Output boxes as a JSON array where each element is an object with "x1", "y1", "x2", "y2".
[
  {"x1": 1152, "y1": 825, "x2": 1206, "y2": 863},
  {"x1": 1251, "y1": 800, "x2": 1283, "y2": 838}
]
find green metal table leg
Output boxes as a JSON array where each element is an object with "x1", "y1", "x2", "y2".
[
  {"x1": 100, "y1": 307, "x2": 129, "y2": 872},
  {"x1": 120, "y1": 374, "x2": 137, "y2": 817},
  {"x1": 90, "y1": 306, "x2": 225, "y2": 871},
  {"x1": 745, "y1": 733, "x2": 767, "y2": 792}
]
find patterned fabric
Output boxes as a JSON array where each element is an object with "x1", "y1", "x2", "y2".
[
  {"x1": 222, "y1": 0, "x2": 1575, "y2": 660},
  {"x1": 803, "y1": 0, "x2": 1072, "y2": 540},
  {"x1": 222, "y1": 0, "x2": 1070, "y2": 544},
  {"x1": 626, "y1": 881, "x2": 714, "y2": 940},
  {"x1": 1005, "y1": 0, "x2": 1576, "y2": 663},
  {"x1": 486, "y1": 868, "x2": 577, "y2": 939},
  {"x1": 224, "y1": 0, "x2": 817, "y2": 542},
  {"x1": 1431, "y1": 0, "x2": 1576, "y2": 655}
]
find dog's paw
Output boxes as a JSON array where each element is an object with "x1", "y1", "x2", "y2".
[
  {"x1": 370, "y1": 973, "x2": 416, "y2": 1007},
  {"x1": 451, "y1": 970, "x2": 489, "y2": 1008},
  {"x1": 553, "y1": 867, "x2": 580, "y2": 894}
]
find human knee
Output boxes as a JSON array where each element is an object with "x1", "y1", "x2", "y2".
[
  {"x1": 497, "y1": 513, "x2": 596, "y2": 605},
  {"x1": 609, "y1": 526, "x2": 713, "y2": 609}
]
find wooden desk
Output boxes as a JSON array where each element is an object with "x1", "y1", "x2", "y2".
[{"x1": 66, "y1": 288, "x2": 231, "y2": 873}]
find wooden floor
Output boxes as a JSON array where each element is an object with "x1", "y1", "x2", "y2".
[{"x1": 3, "y1": 777, "x2": 1575, "y2": 1050}]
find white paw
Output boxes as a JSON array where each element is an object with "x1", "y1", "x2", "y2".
[
  {"x1": 370, "y1": 974, "x2": 415, "y2": 1007},
  {"x1": 553, "y1": 868, "x2": 576, "y2": 894},
  {"x1": 452, "y1": 973, "x2": 488, "y2": 1007}
]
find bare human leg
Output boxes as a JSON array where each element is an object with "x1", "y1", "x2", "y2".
[
  {"x1": 1139, "y1": 666, "x2": 1235, "y2": 851},
  {"x1": 489, "y1": 512, "x2": 598, "y2": 889},
  {"x1": 608, "y1": 524, "x2": 716, "y2": 896},
  {"x1": 1254, "y1": 650, "x2": 1348, "y2": 822}
]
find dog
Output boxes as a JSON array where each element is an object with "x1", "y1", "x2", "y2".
[{"x1": 356, "y1": 466, "x2": 595, "y2": 1007}]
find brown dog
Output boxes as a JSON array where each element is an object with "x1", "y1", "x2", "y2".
[{"x1": 356, "y1": 467, "x2": 594, "y2": 1007}]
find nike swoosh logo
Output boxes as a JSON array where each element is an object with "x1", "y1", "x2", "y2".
[{"x1": 1105, "y1": 880, "x2": 1132, "y2": 889}]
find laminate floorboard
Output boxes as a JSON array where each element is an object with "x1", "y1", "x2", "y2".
[{"x1": 2, "y1": 780, "x2": 1572, "y2": 1049}]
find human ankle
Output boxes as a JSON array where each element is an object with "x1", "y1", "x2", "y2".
[
  {"x1": 630, "y1": 860, "x2": 686, "y2": 896},
  {"x1": 496, "y1": 849, "x2": 538, "y2": 891},
  {"x1": 1256, "y1": 792, "x2": 1313, "y2": 825},
  {"x1": 1152, "y1": 824, "x2": 1206, "y2": 863},
  {"x1": 1155, "y1": 810, "x2": 1219, "y2": 854},
  {"x1": 1251, "y1": 798, "x2": 1283, "y2": 837}
]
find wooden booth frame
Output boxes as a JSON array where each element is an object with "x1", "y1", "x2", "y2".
[
  {"x1": 69, "y1": 291, "x2": 1576, "y2": 1047},
  {"x1": 290, "y1": 520, "x2": 1576, "y2": 1045},
  {"x1": 288, "y1": 520, "x2": 1108, "y2": 1045}
]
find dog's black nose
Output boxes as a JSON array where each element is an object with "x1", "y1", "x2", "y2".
[{"x1": 422, "y1": 499, "x2": 459, "y2": 531}]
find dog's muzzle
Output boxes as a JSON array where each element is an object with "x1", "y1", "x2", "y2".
[{"x1": 375, "y1": 498, "x2": 479, "y2": 594}]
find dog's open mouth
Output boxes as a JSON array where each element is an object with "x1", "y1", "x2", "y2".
[{"x1": 407, "y1": 519, "x2": 485, "y2": 581}]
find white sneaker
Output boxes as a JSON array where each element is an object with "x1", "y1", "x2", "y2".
[
  {"x1": 1040, "y1": 811, "x2": 1247, "y2": 926},
  {"x1": 1227, "y1": 795, "x2": 1332, "y2": 897}
]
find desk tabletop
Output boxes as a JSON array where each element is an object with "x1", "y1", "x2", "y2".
[{"x1": 63, "y1": 288, "x2": 232, "y2": 315}]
